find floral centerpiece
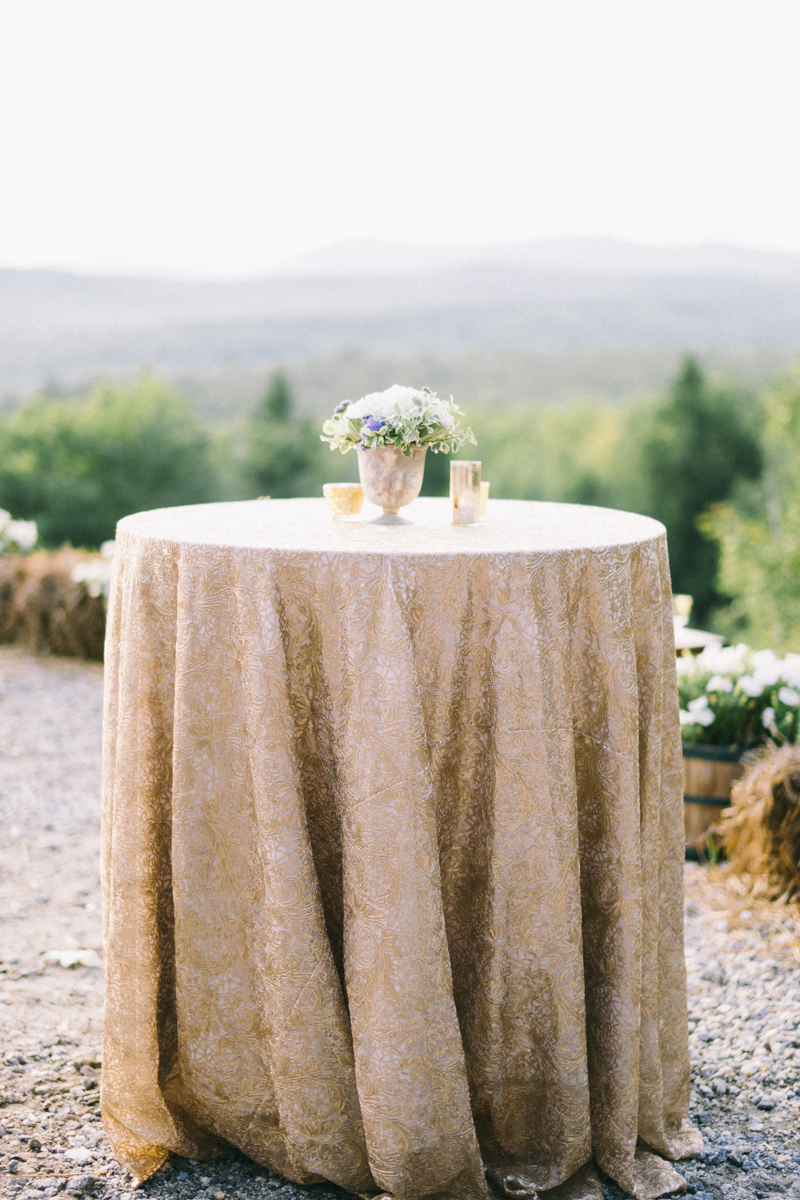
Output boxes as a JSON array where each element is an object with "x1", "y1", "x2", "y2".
[
  {"x1": 321, "y1": 384, "x2": 475, "y2": 456},
  {"x1": 678, "y1": 643, "x2": 800, "y2": 747},
  {"x1": 321, "y1": 385, "x2": 476, "y2": 523}
]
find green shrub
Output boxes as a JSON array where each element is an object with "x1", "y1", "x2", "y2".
[
  {"x1": 0, "y1": 376, "x2": 218, "y2": 548},
  {"x1": 703, "y1": 370, "x2": 800, "y2": 652},
  {"x1": 231, "y1": 373, "x2": 357, "y2": 499}
]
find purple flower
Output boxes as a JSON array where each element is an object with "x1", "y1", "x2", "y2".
[{"x1": 361, "y1": 416, "x2": 385, "y2": 433}]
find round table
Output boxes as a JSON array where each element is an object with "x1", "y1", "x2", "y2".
[{"x1": 101, "y1": 497, "x2": 701, "y2": 1200}]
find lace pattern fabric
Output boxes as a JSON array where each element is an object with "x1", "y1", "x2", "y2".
[{"x1": 101, "y1": 498, "x2": 700, "y2": 1200}]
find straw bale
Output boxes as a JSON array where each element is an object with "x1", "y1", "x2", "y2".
[
  {"x1": 0, "y1": 549, "x2": 106, "y2": 660},
  {"x1": 720, "y1": 742, "x2": 800, "y2": 901}
]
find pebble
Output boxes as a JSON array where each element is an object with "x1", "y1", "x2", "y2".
[
  {"x1": 3, "y1": 648, "x2": 800, "y2": 1200},
  {"x1": 65, "y1": 1176, "x2": 95, "y2": 1194}
]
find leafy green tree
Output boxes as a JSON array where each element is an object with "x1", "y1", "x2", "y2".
[
  {"x1": 702, "y1": 371, "x2": 800, "y2": 652},
  {"x1": 260, "y1": 373, "x2": 292, "y2": 422},
  {"x1": 242, "y1": 375, "x2": 320, "y2": 498},
  {"x1": 640, "y1": 357, "x2": 761, "y2": 623},
  {"x1": 464, "y1": 403, "x2": 638, "y2": 511},
  {"x1": 0, "y1": 376, "x2": 218, "y2": 547}
]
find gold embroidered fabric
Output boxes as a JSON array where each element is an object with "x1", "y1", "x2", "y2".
[{"x1": 101, "y1": 498, "x2": 701, "y2": 1200}]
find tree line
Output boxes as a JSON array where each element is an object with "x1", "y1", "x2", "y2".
[{"x1": 0, "y1": 357, "x2": 796, "y2": 649}]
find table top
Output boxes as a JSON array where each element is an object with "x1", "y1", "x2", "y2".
[{"x1": 117, "y1": 496, "x2": 665, "y2": 557}]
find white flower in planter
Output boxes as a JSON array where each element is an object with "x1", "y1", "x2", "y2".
[
  {"x1": 780, "y1": 653, "x2": 800, "y2": 689},
  {"x1": 5, "y1": 519, "x2": 38, "y2": 551},
  {"x1": 0, "y1": 512, "x2": 38, "y2": 553},
  {"x1": 737, "y1": 674, "x2": 763, "y2": 697},
  {"x1": 678, "y1": 640, "x2": 800, "y2": 747},
  {"x1": 687, "y1": 695, "x2": 715, "y2": 726}
]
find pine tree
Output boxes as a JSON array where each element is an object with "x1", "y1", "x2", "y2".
[
  {"x1": 259, "y1": 374, "x2": 292, "y2": 422},
  {"x1": 245, "y1": 374, "x2": 317, "y2": 497},
  {"x1": 643, "y1": 356, "x2": 761, "y2": 623}
]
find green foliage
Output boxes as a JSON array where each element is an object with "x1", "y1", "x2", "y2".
[
  {"x1": 639, "y1": 357, "x2": 761, "y2": 623},
  {"x1": 260, "y1": 374, "x2": 292, "y2": 422},
  {"x1": 703, "y1": 371, "x2": 800, "y2": 652},
  {"x1": 0, "y1": 377, "x2": 217, "y2": 548},
  {"x1": 239, "y1": 376, "x2": 323, "y2": 499},
  {"x1": 463, "y1": 404, "x2": 641, "y2": 510},
  {"x1": 419, "y1": 446, "x2": 452, "y2": 497}
]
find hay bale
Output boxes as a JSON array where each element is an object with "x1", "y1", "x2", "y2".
[
  {"x1": 0, "y1": 550, "x2": 106, "y2": 660},
  {"x1": 721, "y1": 743, "x2": 800, "y2": 901}
]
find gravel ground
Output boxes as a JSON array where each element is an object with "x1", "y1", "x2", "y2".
[{"x1": 1, "y1": 645, "x2": 799, "y2": 1200}]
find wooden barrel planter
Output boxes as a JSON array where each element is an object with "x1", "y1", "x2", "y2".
[{"x1": 683, "y1": 742, "x2": 745, "y2": 860}]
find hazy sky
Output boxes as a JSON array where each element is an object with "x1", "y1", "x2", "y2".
[{"x1": 1, "y1": 0, "x2": 799, "y2": 277}]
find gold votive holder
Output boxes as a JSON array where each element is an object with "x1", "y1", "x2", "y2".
[
  {"x1": 323, "y1": 482, "x2": 364, "y2": 520},
  {"x1": 451, "y1": 461, "x2": 481, "y2": 526},
  {"x1": 480, "y1": 481, "x2": 490, "y2": 519}
]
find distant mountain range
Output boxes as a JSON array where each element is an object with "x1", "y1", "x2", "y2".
[
  {"x1": 277, "y1": 238, "x2": 800, "y2": 280},
  {"x1": 1, "y1": 238, "x2": 799, "y2": 401}
]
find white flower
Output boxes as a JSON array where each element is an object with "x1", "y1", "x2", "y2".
[
  {"x1": 345, "y1": 385, "x2": 455, "y2": 428},
  {"x1": 703, "y1": 643, "x2": 750, "y2": 676},
  {"x1": 0, "y1": 509, "x2": 10, "y2": 533},
  {"x1": 752, "y1": 648, "x2": 780, "y2": 672},
  {"x1": 71, "y1": 559, "x2": 113, "y2": 599},
  {"x1": 706, "y1": 675, "x2": 733, "y2": 694},
  {"x1": 778, "y1": 686, "x2": 800, "y2": 707},
  {"x1": 737, "y1": 674, "x2": 763, "y2": 698},
  {"x1": 685, "y1": 695, "x2": 715, "y2": 726},
  {"x1": 345, "y1": 386, "x2": 425, "y2": 421},
  {"x1": 750, "y1": 649, "x2": 782, "y2": 689},
  {"x1": 679, "y1": 709, "x2": 697, "y2": 726},
  {"x1": 678, "y1": 642, "x2": 749, "y2": 680},
  {"x1": 762, "y1": 706, "x2": 776, "y2": 729},
  {"x1": 5, "y1": 519, "x2": 37, "y2": 551},
  {"x1": 779, "y1": 654, "x2": 800, "y2": 690}
]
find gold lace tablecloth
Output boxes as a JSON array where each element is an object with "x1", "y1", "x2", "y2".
[{"x1": 101, "y1": 497, "x2": 701, "y2": 1200}]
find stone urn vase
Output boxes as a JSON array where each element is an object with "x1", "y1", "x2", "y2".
[{"x1": 357, "y1": 445, "x2": 428, "y2": 524}]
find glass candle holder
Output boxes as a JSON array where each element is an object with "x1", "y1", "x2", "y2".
[
  {"x1": 672, "y1": 593, "x2": 693, "y2": 628},
  {"x1": 480, "y1": 481, "x2": 490, "y2": 519},
  {"x1": 323, "y1": 482, "x2": 364, "y2": 520},
  {"x1": 450, "y1": 461, "x2": 481, "y2": 526}
]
